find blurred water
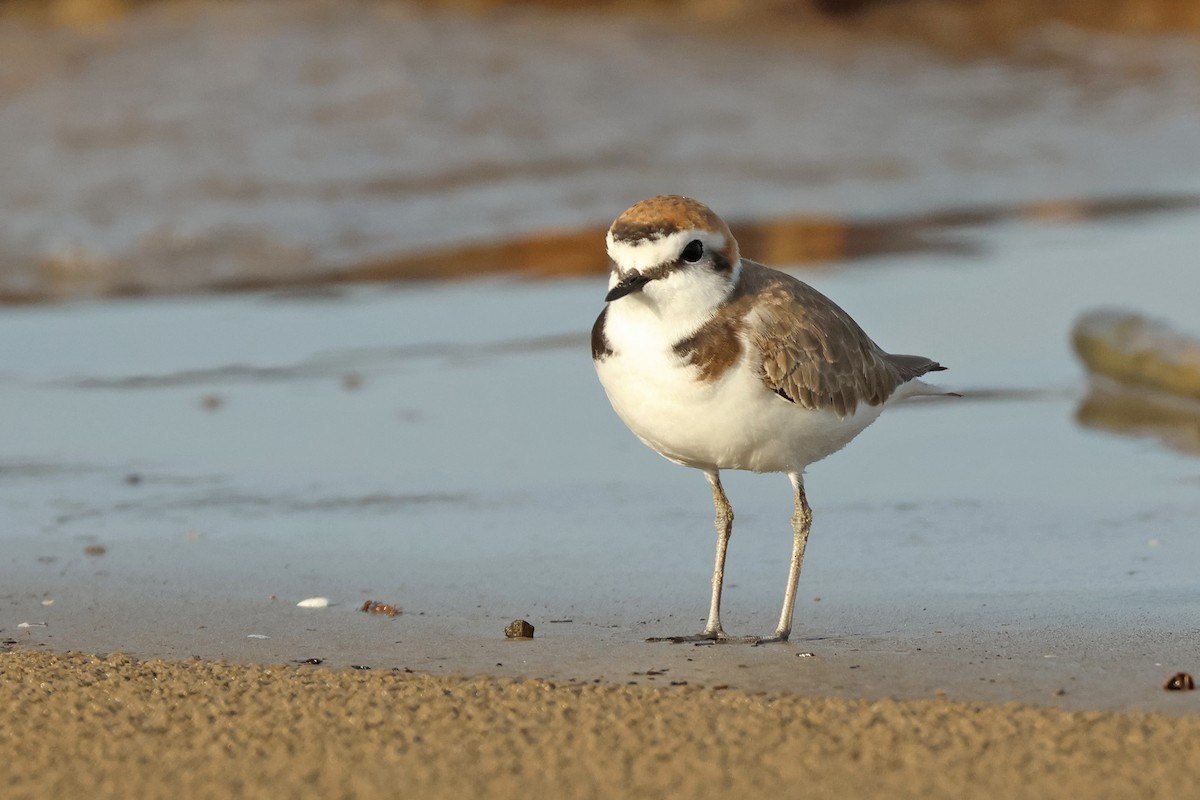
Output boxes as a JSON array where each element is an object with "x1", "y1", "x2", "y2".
[{"x1": 2, "y1": 1, "x2": 1199, "y2": 298}]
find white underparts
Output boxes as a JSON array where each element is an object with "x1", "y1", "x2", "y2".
[{"x1": 596, "y1": 284, "x2": 891, "y2": 474}]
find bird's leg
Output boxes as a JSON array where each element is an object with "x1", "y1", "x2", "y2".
[
  {"x1": 701, "y1": 469, "x2": 733, "y2": 638},
  {"x1": 754, "y1": 472, "x2": 812, "y2": 645},
  {"x1": 648, "y1": 470, "x2": 748, "y2": 644}
]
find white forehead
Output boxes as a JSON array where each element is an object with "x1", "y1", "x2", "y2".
[{"x1": 605, "y1": 228, "x2": 726, "y2": 274}]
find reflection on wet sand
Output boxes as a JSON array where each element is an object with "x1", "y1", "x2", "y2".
[
  {"x1": 1076, "y1": 379, "x2": 1200, "y2": 457},
  {"x1": 3, "y1": 194, "x2": 1196, "y2": 304},
  {"x1": 325, "y1": 194, "x2": 1200, "y2": 288},
  {"x1": 1072, "y1": 308, "x2": 1200, "y2": 456}
]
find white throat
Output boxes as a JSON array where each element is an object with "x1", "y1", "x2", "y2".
[{"x1": 606, "y1": 258, "x2": 742, "y2": 346}]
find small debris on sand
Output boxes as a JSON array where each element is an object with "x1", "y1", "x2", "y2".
[
  {"x1": 295, "y1": 658, "x2": 324, "y2": 665},
  {"x1": 1164, "y1": 672, "x2": 1195, "y2": 691},
  {"x1": 297, "y1": 597, "x2": 330, "y2": 609},
  {"x1": 83, "y1": 545, "x2": 106, "y2": 557},
  {"x1": 246, "y1": 634, "x2": 270, "y2": 640},
  {"x1": 504, "y1": 619, "x2": 535, "y2": 639},
  {"x1": 360, "y1": 600, "x2": 401, "y2": 617}
]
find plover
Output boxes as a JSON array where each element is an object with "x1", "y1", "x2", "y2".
[{"x1": 592, "y1": 195, "x2": 950, "y2": 644}]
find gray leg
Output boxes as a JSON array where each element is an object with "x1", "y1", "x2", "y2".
[
  {"x1": 759, "y1": 472, "x2": 812, "y2": 644},
  {"x1": 647, "y1": 469, "x2": 742, "y2": 643},
  {"x1": 701, "y1": 470, "x2": 733, "y2": 637}
]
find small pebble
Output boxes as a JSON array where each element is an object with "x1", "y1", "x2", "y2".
[
  {"x1": 360, "y1": 600, "x2": 401, "y2": 617},
  {"x1": 505, "y1": 619, "x2": 535, "y2": 639},
  {"x1": 1164, "y1": 672, "x2": 1195, "y2": 691},
  {"x1": 297, "y1": 597, "x2": 330, "y2": 609}
]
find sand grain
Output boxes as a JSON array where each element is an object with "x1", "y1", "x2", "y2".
[{"x1": 2, "y1": 650, "x2": 1199, "y2": 799}]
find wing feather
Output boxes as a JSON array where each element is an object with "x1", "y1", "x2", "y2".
[{"x1": 733, "y1": 261, "x2": 944, "y2": 416}]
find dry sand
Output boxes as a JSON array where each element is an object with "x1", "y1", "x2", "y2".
[{"x1": 2, "y1": 650, "x2": 1199, "y2": 799}]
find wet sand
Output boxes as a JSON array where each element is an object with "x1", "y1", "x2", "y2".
[
  {"x1": 4, "y1": 212, "x2": 1200, "y2": 717},
  {"x1": 2, "y1": 649, "x2": 1198, "y2": 800}
]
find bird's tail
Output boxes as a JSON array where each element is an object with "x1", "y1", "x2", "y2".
[{"x1": 893, "y1": 378, "x2": 962, "y2": 403}]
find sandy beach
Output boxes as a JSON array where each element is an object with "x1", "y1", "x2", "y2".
[{"x1": 2, "y1": 649, "x2": 1198, "y2": 800}]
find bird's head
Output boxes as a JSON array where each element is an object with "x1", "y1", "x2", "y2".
[{"x1": 604, "y1": 196, "x2": 741, "y2": 318}]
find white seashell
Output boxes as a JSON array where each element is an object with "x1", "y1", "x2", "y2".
[
  {"x1": 296, "y1": 597, "x2": 330, "y2": 609},
  {"x1": 246, "y1": 634, "x2": 270, "y2": 639}
]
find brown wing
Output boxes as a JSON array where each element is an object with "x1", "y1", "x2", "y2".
[{"x1": 735, "y1": 261, "x2": 944, "y2": 417}]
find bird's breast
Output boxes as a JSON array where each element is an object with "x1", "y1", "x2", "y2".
[{"x1": 594, "y1": 302, "x2": 884, "y2": 473}]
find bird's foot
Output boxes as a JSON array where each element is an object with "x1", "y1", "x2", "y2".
[{"x1": 749, "y1": 633, "x2": 790, "y2": 646}]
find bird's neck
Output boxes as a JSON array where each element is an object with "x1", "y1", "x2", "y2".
[{"x1": 608, "y1": 260, "x2": 742, "y2": 348}]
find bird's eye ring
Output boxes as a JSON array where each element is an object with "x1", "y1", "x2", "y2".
[{"x1": 681, "y1": 240, "x2": 704, "y2": 263}]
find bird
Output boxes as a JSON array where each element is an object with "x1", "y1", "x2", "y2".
[{"x1": 591, "y1": 195, "x2": 950, "y2": 644}]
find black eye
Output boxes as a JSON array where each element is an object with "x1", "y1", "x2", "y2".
[{"x1": 681, "y1": 240, "x2": 704, "y2": 262}]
